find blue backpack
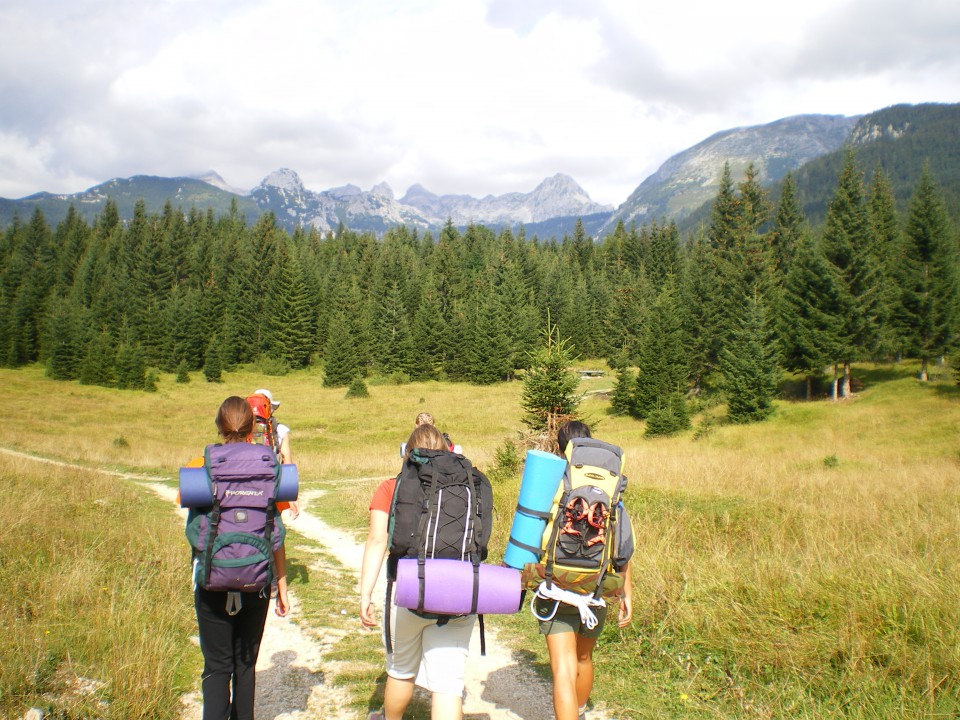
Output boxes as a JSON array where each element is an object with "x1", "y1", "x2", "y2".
[{"x1": 185, "y1": 443, "x2": 285, "y2": 598}]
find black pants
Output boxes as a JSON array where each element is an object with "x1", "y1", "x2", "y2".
[{"x1": 194, "y1": 587, "x2": 270, "y2": 720}]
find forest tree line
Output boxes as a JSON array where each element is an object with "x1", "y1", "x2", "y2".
[{"x1": 1, "y1": 149, "x2": 957, "y2": 430}]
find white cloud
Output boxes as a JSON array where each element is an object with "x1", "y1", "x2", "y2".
[{"x1": 0, "y1": 0, "x2": 958, "y2": 205}]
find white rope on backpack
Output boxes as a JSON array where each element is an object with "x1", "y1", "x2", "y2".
[{"x1": 530, "y1": 581, "x2": 606, "y2": 630}]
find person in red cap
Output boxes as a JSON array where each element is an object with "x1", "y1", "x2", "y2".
[{"x1": 252, "y1": 388, "x2": 299, "y2": 519}]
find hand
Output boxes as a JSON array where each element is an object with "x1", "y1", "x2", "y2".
[
  {"x1": 618, "y1": 594, "x2": 633, "y2": 627},
  {"x1": 360, "y1": 597, "x2": 378, "y2": 628},
  {"x1": 275, "y1": 584, "x2": 289, "y2": 617}
]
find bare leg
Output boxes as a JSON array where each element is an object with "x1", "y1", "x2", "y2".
[
  {"x1": 383, "y1": 675, "x2": 415, "y2": 720},
  {"x1": 545, "y1": 632, "x2": 580, "y2": 720},
  {"x1": 431, "y1": 690, "x2": 464, "y2": 720},
  {"x1": 575, "y1": 634, "x2": 598, "y2": 710}
]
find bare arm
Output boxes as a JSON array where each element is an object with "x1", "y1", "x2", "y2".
[
  {"x1": 359, "y1": 509, "x2": 389, "y2": 628},
  {"x1": 618, "y1": 561, "x2": 633, "y2": 627},
  {"x1": 273, "y1": 544, "x2": 289, "y2": 617},
  {"x1": 279, "y1": 433, "x2": 292, "y2": 464}
]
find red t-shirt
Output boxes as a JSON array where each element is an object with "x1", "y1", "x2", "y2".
[{"x1": 370, "y1": 477, "x2": 396, "y2": 513}]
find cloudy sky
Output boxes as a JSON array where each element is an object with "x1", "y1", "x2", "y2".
[{"x1": 1, "y1": 0, "x2": 958, "y2": 206}]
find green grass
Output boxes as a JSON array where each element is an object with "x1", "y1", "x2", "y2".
[
  {"x1": 2, "y1": 361, "x2": 960, "y2": 718},
  {"x1": 0, "y1": 457, "x2": 198, "y2": 718}
]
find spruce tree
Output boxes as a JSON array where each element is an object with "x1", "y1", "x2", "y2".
[
  {"x1": 494, "y1": 256, "x2": 539, "y2": 371},
  {"x1": 372, "y1": 279, "x2": 417, "y2": 378},
  {"x1": 2, "y1": 208, "x2": 55, "y2": 365},
  {"x1": 869, "y1": 167, "x2": 904, "y2": 358},
  {"x1": 647, "y1": 220, "x2": 682, "y2": 293},
  {"x1": 721, "y1": 295, "x2": 781, "y2": 423},
  {"x1": 114, "y1": 342, "x2": 146, "y2": 390},
  {"x1": 168, "y1": 286, "x2": 206, "y2": 371},
  {"x1": 80, "y1": 332, "x2": 116, "y2": 387},
  {"x1": 520, "y1": 324, "x2": 582, "y2": 439},
  {"x1": 466, "y1": 282, "x2": 512, "y2": 384},
  {"x1": 610, "y1": 367, "x2": 636, "y2": 415},
  {"x1": 770, "y1": 172, "x2": 804, "y2": 278},
  {"x1": 679, "y1": 232, "x2": 721, "y2": 391},
  {"x1": 900, "y1": 168, "x2": 960, "y2": 379},
  {"x1": 345, "y1": 376, "x2": 370, "y2": 398},
  {"x1": 267, "y1": 247, "x2": 316, "y2": 368},
  {"x1": 778, "y1": 232, "x2": 843, "y2": 399},
  {"x1": 44, "y1": 299, "x2": 82, "y2": 381},
  {"x1": 323, "y1": 309, "x2": 360, "y2": 387},
  {"x1": 708, "y1": 163, "x2": 741, "y2": 252},
  {"x1": 411, "y1": 276, "x2": 446, "y2": 379},
  {"x1": 605, "y1": 267, "x2": 651, "y2": 368},
  {"x1": 644, "y1": 392, "x2": 690, "y2": 438},
  {"x1": 632, "y1": 280, "x2": 689, "y2": 425},
  {"x1": 820, "y1": 150, "x2": 883, "y2": 396},
  {"x1": 203, "y1": 340, "x2": 223, "y2": 383}
]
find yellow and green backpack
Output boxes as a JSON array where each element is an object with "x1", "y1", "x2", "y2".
[{"x1": 522, "y1": 437, "x2": 633, "y2": 600}]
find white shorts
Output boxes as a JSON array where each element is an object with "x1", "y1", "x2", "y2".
[{"x1": 385, "y1": 605, "x2": 476, "y2": 696}]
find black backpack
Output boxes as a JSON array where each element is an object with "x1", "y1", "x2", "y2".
[{"x1": 385, "y1": 448, "x2": 493, "y2": 651}]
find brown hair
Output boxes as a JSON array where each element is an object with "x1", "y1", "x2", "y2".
[
  {"x1": 404, "y1": 423, "x2": 447, "y2": 458},
  {"x1": 215, "y1": 396, "x2": 254, "y2": 444},
  {"x1": 414, "y1": 411, "x2": 435, "y2": 426}
]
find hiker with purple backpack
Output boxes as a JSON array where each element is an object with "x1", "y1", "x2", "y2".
[{"x1": 184, "y1": 396, "x2": 290, "y2": 720}]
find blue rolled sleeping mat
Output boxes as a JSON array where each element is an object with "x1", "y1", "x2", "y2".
[
  {"x1": 179, "y1": 463, "x2": 299, "y2": 508},
  {"x1": 502, "y1": 449, "x2": 567, "y2": 569}
]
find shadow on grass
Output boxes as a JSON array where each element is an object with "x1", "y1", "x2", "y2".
[
  {"x1": 929, "y1": 382, "x2": 960, "y2": 400},
  {"x1": 285, "y1": 560, "x2": 310, "y2": 587},
  {"x1": 854, "y1": 364, "x2": 921, "y2": 385},
  {"x1": 779, "y1": 364, "x2": 921, "y2": 401}
]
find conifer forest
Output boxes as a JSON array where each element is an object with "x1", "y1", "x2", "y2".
[{"x1": 2, "y1": 152, "x2": 957, "y2": 429}]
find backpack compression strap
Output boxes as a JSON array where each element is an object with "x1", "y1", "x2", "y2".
[
  {"x1": 202, "y1": 498, "x2": 222, "y2": 588},
  {"x1": 589, "y1": 475, "x2": 625, "y2": 600},
  {"x1": 269, "y1": 417, "x2": 280, "y2": 455},
  {"x1": 261, "y1": 499, "x2": 277, "y2": 599},
  {"x1": 384, "y1": 577, "x2": 394, "y2": 655},
  {"x1": 508, "y1": 501, "x2": 552, "y2": 557}
]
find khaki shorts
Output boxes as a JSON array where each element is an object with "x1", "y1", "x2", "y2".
[
  {"x1": 385, "y1": 605, "x2": 476, "y2": 696},
  {"x1": 534, "y1": 596, "x2": 608, "y2": 639}
]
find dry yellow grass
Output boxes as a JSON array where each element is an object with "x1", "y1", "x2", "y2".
[
  {"x1": 4, "y1": 362, "x2": 960, "y2": 716},
  {"x1": 2, "y1": 365, "x2": 523, "y2": 480}
]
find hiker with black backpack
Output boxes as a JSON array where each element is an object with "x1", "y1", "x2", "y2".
[
  {"x1": 532, "y1": 421, "x2": 634, "y2": 720},
  {"x1": 184, "y1": 396, "x2": 290, "y2": 720},
  {"x1": 359, "y1": 422, "x2": 493, "y2": 720}
]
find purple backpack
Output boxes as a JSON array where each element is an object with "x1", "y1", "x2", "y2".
[{"x1": 185, "y1": 443, "x2": 285, "y2": 595}]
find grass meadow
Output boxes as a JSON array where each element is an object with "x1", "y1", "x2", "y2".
[{"x1": 2, "y1": 361, "x2": 959, "y2": 718}]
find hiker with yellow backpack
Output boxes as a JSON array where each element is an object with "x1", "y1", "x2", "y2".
[{"x1": 518, "y1": 420, "x2": 634, "y2": 720}]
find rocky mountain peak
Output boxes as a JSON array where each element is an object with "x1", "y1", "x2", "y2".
[
  {"x1": 370, "y1": 182, "x2": 394, "y2": 199},
  {"x1": 259, "y1": 168, "x2": 304, "y2": 192}
]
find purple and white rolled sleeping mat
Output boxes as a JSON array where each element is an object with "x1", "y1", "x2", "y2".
[
  {"x1": 179, "y1": 464, "x2": 299, "y2": 508},
  {"x1": 502, "y1": 449, "x2": 568, "y2": 569},
  {"x1": 394, "y1": 558, "x2": 522, "y2": 615}
]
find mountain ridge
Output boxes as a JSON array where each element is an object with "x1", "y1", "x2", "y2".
[{"x1": 2, "y1": 103, "x2": 957, "y2": 235}]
